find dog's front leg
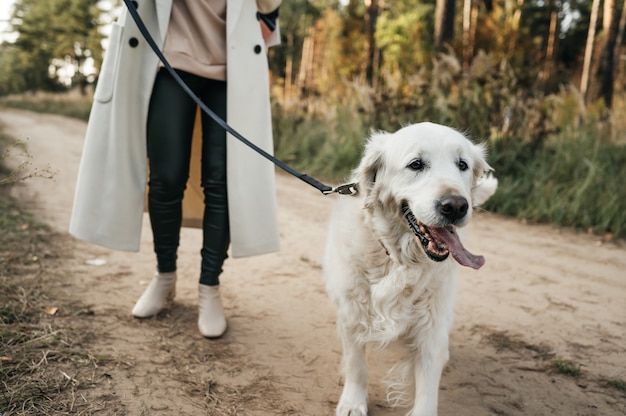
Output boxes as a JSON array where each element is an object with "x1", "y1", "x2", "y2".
[
  {"x1": 336, "y1": 321, "x2": 368, "y2": 416},
  {"x1": 409, "y1": 327, "x2": 450, "y2": 416}
]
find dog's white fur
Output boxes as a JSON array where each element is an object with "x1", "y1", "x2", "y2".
[{"x1": 323, "y1": 123, "x2": 497, "y2": 416}]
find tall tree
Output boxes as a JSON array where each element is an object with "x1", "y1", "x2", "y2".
[
  {"x1": 7, "y1": 0, "x2": 103, "y2": 93},
  {"x1": 376, "y1": 1, "x2": 433, "y2": 76},
  {"x1": 462, "y1": 0, "x2": 478, "y2": 70},
  {"x1": 339, "y1": 0, "x2": 369, "y2": 82},
  {"x1": 542, "y1": 0, "x2": 560, "y2": 85},
  {"x1": 508, "y1": 0, "x2": 524, "y2": 58},
  {"x1": 604, "y1": 0, "x2": 615, "y2": 31},
  {"x1": 270, "y1": 0, "x2": 322, "y2": 98},
  {"x1": 615, "y1": 0, "x2": 626, "y2": 83},
  {"x1": 364, "y1": 0, "x2": 379, "y2": 86},
  {"x1": 596, "y1": 0, "x2": 625, "y2": 108},
  {"x1": 581, "y1": 0, "x2": 601, "y2": 101},
  {"x1": 435, "y1": 0, "x2": 456, "y2": 51}
]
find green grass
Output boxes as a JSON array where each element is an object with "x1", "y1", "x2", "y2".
[
  {"x1": 483, "y1": 127, "x2": 626, "y2": 238},
  {"x1": 272, "y1": 101, "x2": 369, "y2": 182},
  {"x1": 606, "y1": 378, "x2": 626, "y2": 392},
  {"x1": 551, "y1": 359, "x2": 583, "y2": 377}
]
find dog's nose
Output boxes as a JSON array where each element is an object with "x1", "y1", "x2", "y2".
[{"x1": 438, "y1": 195, "x2": 469, "y2": 223}]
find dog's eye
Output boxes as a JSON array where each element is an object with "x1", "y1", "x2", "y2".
[
  {"x1": 407, "y1": 159, "x2": 425, "y2": 171},
  {"x1": 457, "y1": 159, "x2": 469, "y2": 171}
]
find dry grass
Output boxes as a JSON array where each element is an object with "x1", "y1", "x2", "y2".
[
  {"x1": 0, "y1": 182, "x2": 298, "y2": 414},
  {"x1": 0, "y1": 189, "x2": 118, "y2": 415},
  {"x1": 0, "y1": 90, "x2": 93, "y2": 121}
]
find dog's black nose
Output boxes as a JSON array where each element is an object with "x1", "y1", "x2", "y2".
[{"x1": 438, "y1": 195, "x2": 469, "y2": 223}]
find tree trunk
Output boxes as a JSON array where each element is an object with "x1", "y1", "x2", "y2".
[
  {"x1": 462, "y1": 0, "x2": 478, "y2": 70},
  {"x1": 596, "y1": 0, "x2": 622, "y2": 108},
  {"x1": 604, "y1": 0, "x2": 615, "y2": 32},
  {"x1": 463, "y1": 0, "x2": 472, "y2": 70},
  {"x1": 510, "y1": 0, "x2": 525, "y2": 52},
  {"x1": 470, "y1": 0, "x2": 478, "y2": 64},
  {"x1": 615, "y1": 0, "x2": 626, "y2": 72},
  {"x1": 542, "y1": 0, "x2": 559, "y2": 85},
  {"x1": 297, "y1": 31, "x2": 314, "y2": 99},
  {"x1": 284, "y1": 32, "x2": 294, "y2": 100},
  {"x1": 435, "y1": 0, "x2": 456, "y2": 51},
  {"x1": 365, "y1": 0, "x2": 379, "y2": 86},
  {"x1": 580, "y1": 0, "x2": 601, "y2": 102}
]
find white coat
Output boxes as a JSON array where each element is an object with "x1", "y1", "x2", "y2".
[{"x1": 69, "y1": 0, "x2": 281, "y2": 257}]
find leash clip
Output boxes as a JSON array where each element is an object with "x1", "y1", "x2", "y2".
[{"x1": 324, "y1": 182, "x2": 359, "y2": 196}]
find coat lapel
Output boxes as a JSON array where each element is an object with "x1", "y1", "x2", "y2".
[{"x1": 227, "y1": 0, "x2": 245, "y2": 39}]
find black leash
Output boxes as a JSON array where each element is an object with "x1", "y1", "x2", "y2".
[{"x1": 122, "y1": 0, "x2": 357, "y2": 196}]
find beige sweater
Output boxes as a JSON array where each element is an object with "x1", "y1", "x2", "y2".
[{"x1": 162, "y1": 0, "x2": 227, "y2": 81}]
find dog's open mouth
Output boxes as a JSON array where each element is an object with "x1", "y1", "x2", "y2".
[{"x1": 401, "y1": 202, "x2": 485, "y2": 269}]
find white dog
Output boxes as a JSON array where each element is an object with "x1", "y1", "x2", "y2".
[{"x1": 323, "y1": 122, "x2": 497, "y2": 416}]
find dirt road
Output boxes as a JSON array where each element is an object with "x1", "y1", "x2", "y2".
[{"x1": 1, "y1": 108, "x2": 625, "y2": 415}]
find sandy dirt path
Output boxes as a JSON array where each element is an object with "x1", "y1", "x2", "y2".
[{"x1": 1, "y1": 108, "x2": 625, "y2": 416}]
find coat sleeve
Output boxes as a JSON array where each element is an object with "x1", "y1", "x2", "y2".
[{"x1": 257, "y1": 7, "x2": 281, "y2": 47}]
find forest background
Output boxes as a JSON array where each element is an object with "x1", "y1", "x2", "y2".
[{"x1": 0, "y1": 0, "x2": 625, "y2": 239}]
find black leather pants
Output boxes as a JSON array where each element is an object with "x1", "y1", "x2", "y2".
[{"x1": 146, "y1": 69, "x2": 229, "y2": 286}]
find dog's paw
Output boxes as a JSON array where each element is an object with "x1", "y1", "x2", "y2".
[
  {"x1": 336, "y1": 381, "x2": 368, "y2": 416},
  {"x1": 336, "y1": 402, "x2": 368, "y2": 416}
]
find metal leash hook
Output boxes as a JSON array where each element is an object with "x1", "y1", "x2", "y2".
[{"x1": 323, "y1": 182, "x2": 359, "y2": 196}]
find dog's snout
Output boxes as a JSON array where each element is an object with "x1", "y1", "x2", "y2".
[{"x1": 438, "y1": 195, "x2": 469, "y2": 223}]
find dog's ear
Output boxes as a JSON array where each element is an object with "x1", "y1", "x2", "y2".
[
  {"x1": 354, "y1": 132, "x2": 387, "y2": 207},
  {"x1": 471, "y1": 142, "x2": 497, "y2": 206},
  {"x1": 471, "y1": 142, "x2": 493, "y2": 180}
]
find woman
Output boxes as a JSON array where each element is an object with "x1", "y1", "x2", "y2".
[{"x1": 70, "y1": 0, "x2": 281, "y2": 338}]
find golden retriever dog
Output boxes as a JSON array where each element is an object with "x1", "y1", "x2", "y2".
[{"x1": 323, "y1": 122, "x2": 497, "y2": 416}]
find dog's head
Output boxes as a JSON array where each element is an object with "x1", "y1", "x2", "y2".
[{"x1": 353, "y1": 122, "x2": 496, "y2": 269}]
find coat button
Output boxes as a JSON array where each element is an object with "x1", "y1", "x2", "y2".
[
  {"x1": 132, "y1": 1, "x2": 138, "y2": 7},
  {"x1": 254, "y1": 44, "x2": 262, "y2": 54},
  {"x1": 129, "y1": 37, "x2": 139, "y2": 47}
]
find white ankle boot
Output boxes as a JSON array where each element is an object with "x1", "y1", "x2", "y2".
[
  {"x1": 131, "y1": 271, "x2": 177, "y2": 318},
  {"x1": 198, "y1": 285, "x2": 227, "y2": 338}
]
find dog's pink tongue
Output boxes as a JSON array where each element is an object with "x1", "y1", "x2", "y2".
[{"x1": 430, "y1": 227, "x2": 485, "y2": 270}]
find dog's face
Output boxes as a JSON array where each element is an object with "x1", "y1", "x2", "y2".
[{"x1": 355, "y1": 122, "x2": 493, "y2": 268}]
